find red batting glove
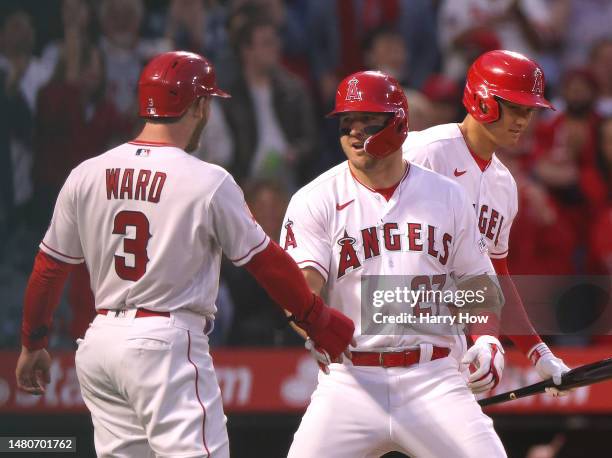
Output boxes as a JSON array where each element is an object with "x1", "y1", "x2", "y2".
[{"x1": 293, "y1": 295, "x2": 355, "y2": 361}]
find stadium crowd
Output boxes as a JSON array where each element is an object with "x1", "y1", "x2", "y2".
[{"x1": 0, "y1": 0, "x2": 611, "y2": 349}]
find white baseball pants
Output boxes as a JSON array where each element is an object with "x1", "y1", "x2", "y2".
[
  {"x1": 75, "y1": 310, "x2": 229, "y2": 458},
  {"x1": 288, "y1": 355, "x2": 506, "y2": 458}
]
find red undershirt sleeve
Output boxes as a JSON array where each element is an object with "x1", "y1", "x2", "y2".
[
  {"x1": 491, "y1": 257, "x2": 543, "y2": 355},
  {"x1": 21, "y1": 250, "x2": 76, "y2": 350},
  {"x1": 244, "y1": 240, "x2": 316, "y2": 320}
]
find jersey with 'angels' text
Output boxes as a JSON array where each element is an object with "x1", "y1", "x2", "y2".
[{"x1": 281, "y1": 161, "x2": 494, "y2": 353}]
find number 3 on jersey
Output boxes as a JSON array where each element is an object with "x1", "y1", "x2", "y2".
[{"x1": 112, "y1": 210, "x2": 151, "y2": 281}]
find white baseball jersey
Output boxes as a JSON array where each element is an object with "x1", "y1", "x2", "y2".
[
  {"x1": 41, "y1": 140, "x2": 269, "y2": 316},
  {"x1": 403, "y1": 124, "x2": 518, "y2": 260},
  {"x1": 281, "y1": 161, "x2": 494, "y2": 353}
]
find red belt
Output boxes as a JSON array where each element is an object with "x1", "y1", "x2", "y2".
[
  {"x1": 351, "y1": 346, "x2": 450, "y2": 368},
  {"x1": 98, "y1": 308, "x2": 170, "y2": 318}
]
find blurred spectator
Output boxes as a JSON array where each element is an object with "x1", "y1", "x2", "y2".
[
  {"x1": 223, "y1": 179, "x2": 302, "y2": 346},
  {"x1": 247, "y1": 0, "x2": 311, "y2": 84},
  {"x1": 0, "y1": 10, "x2": 53, "y2": 236},
  {"x1": 499, "y1": 126, "x2": 577, "y2": 276},
  {"x1": 363, "y1": 27, "x2": 408, "y2": 86},
  {"x1": 438, "y1": 0, "x2": 566, "y2": 82},
  {"x1": 562, "y1": 0, "x2": 612, "y2": 67},
  {"x1": 594, "y1": 117, "x2": 612, "y2": 197},
  {"x1": 221, "y1": 16, "x2": 317, "y2": 188},
  {"x1": 163, "y1": 0, "x2": 228, "y2": 60},
  {"x1": 590, "y1": 38, "x2": 612, "y2": 117},
  {"x1": 588, "y1": 117, "x2": 612, "y2": 273},
  {"x1": 421, "y1": 74, "x2": 463, "y2": 126},
  {"x1": 99, "y1": 0, "x2": 170, "y2": 116},
  {"x1": 33, "y1": 43, "x2": 130, "y2": 230},
  {"x1": 533, "y1": 70, "x2": 600, "y2": 204},
  {"x1": 307, "y1": 0, "x2": 437, "y2": 106},
  {"x1": 0, "y1": 10, "x2": 54, "y2": 112},
  {"x1": 396, "y1": 0, "x2": 439, "y2": 89},
  {"x1": 403, "y1": 90, "x2": 435, "y2": 132},
  {"x1": 590, "y1": 207, "x2": 612, "y2": 275},
  {"x1": 193, "y1": 99, "x2": 234, "y2": 168},
  {"x1": 41, "y1": 0, "x2": 96, "y2": 77},
  {"x1": 508, "y1": 178, "x2": 577, "y2": 275}
]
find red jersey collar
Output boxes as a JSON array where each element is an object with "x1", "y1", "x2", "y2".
[
  {"x1": 128, "y1": 139, "x2": 178, "y2": 147},
  {"x1": 349, "y1": 160, "x2": 410, "y2": 201}
]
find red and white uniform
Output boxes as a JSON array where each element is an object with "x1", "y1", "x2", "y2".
[
  {"x1": 282, "y1": 161, "x2": 506, "y2": 457},
  {"x1": 403, "y1": 123, "x2": 518, "y2": 260},
  {"x1": 42, "y1": 140, "x2": 268, "y2": 458}
]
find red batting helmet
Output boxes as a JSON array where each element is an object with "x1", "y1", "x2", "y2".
[
  {"x1": 138, "y1": 51, "x2": 230, "y2": 118},
  {"x1": 463, "y1": 50, "x2": 555, "y2": 123},
  {"x1": 327, "y1": 71, "x2": 408, "y2": 158}
]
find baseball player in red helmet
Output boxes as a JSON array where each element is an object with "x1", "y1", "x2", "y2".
[
  {"x1": 15, "y1": 51, "x2": 354, "y2": 457},
  {"x1": 403, "y1": 50, "x2": 570, "y2": 396},
  {"x1": 282, "y1": 70, "x2": 507, "y2": 456}
]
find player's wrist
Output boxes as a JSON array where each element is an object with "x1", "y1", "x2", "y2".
[
  {"x1": 527, "y1": 342, "x2": 552, "y2": 365},
  {"x1": 21, "y1": 326, "x2": 49, "y2": 351}
]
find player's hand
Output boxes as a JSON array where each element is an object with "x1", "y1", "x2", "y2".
[
  {"x1": 461, "y1": 335, "x2": 505, "y2": 393},
  {"x1": 295, "y1": 295, "x2": 355, "y2": 361},
  {"x1": 305, "y1": 337, "x2": 356, "y2": 375},
  {"x1": 529, "y1": 343, "x2": 571, "y2": 397},
  {"x1": 15, "y1": 346, "x2": 52, "y2": 395}
]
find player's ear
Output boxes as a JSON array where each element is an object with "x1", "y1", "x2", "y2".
[{"x1": 187, "y1": 96, "x2": 207, "y2": 119}]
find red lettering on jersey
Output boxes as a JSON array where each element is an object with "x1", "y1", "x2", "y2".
[
  {"x1": 439, "y1": 233, "x2": 452, "y2": 265},
  {"x1": 283, "y1": 220, "x2": 297, "y2": 250},
  {"x1": 478, "y1": 204, "x2": 488, "y2": 234},
  {"x1": 337, "y1": 231, "x2": 361, "y2": 278},
  {"x1": 478, "y1": 205, "x2": 503, "y2": 244},
  {"x1": 148, "y1": 172, "x2": 167, "y2": 203},
  {"x1": 407, "y1": 223, "x2": 423, "y2": 251},
  {"x1": 383, "y1": 223, "x2": 401, "y2": 251},
  {"x1": 120, "y1": 168, "x2": 134, "y2": 200},
  {"x1": 427, "y1": 225, "x2": 438, "y2": 258},
  {"x1": 361, "y1": 227, "x2": 380, "y2": 259},
  {"x1": 494, "y1": 215, "x2": 504, "y2": 247},
  {"x1": 486, "y1": 208, "x2": 499, "y2": 240},
  {"x1": 135, "y1": 169, "x2": 152, "y2": 200},
  {"x1": 106, "y1": 168, "x2": 121, "y2": 199}
]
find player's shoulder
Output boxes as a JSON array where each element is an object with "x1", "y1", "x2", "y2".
[
  {"x1": 489, "y1": 156, "x2": 518, "y2": 193},
  {"x1": 291, "y1": 161, "x2": 350, "y2": 202},
  {"x1": 409, "y1": 161, "x2": 465, "y2": 194},
  {"x1": 404, "y1": 123, "x2": 463, "y2": 151}
]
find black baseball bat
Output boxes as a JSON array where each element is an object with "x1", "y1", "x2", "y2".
[{"x1": 478, "y1": 357, "x2": 612, "y2": 407}]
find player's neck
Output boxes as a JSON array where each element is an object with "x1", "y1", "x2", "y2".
[
  {"x1": 135, "y1": 123, "x2": 191, "y2": 150},
  {"x1": 349, "y1": 152, "x2": 406, "y2": 189},
  {"x1": 459, "y1": 117, "x2": 496, "y2": 161}
]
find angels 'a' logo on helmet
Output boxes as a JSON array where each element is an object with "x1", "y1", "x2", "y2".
[
  {"x1": 345, "y1": 78, "x2": 362, "y2": 101},
  {"x1": 532, "y1": 68, "x2": 544, "y2": 94}
]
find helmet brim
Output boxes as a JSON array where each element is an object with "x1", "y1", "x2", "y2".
[
  {"x1": 210, "y1": 88, "x2": 231, "y2": 98},
  {"x1": 493, "y1": 89, "x2": 555, "y2": 110}
]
